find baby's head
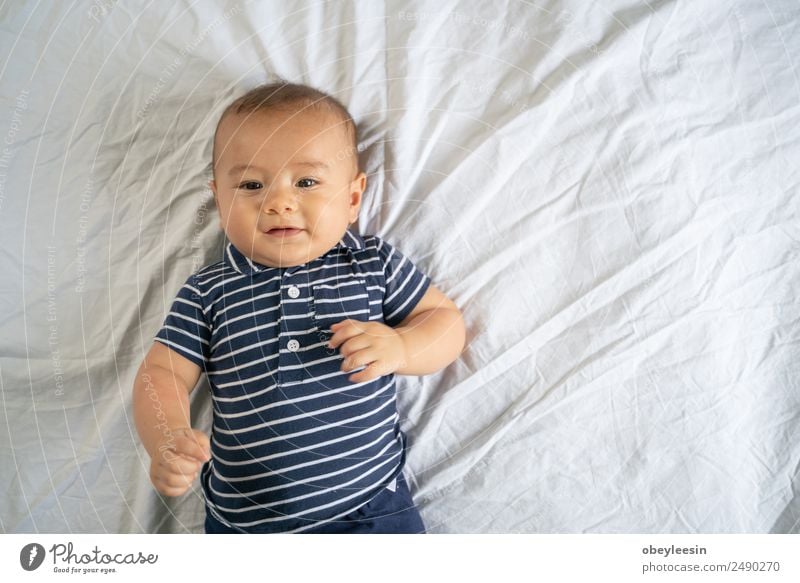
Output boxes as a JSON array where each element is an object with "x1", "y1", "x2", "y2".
[{"x1": 209, "y1": 82, "x2": 366, "y2": 268}]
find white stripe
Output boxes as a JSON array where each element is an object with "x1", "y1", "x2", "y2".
[
  {"x1": 208, "y1": 349, "x2": 280, "y2": 376},
  {"x1": 208, "y1": 336, "x2": 276, "y2": 363},
  {"x1": 174, "y1": 296, "x2": 204, "y2": 312},
  {"x1": 245, "y1": 256, "x2": 260, "y2": 272},
  {"x1": 386, "y1": 266, "x2": 415, "y2": 304},
  {"x1": 200, "y1": 262, "x2": 227, "y2": 274},
  {"x1": 211, "y1": 378, "x2": 278, "y2": 402},
  {"x1": 153, "y1": 337, "x2": 205, "y2": 363},
  {"x1": 226, "y1": 252, "x2": 376, "y2": 283},
  {"x1": 203, "y1": 271, "x2": 252, "y2": 298},
  {"x1": 386, "y1": 254, "x2": 407, "y2": 285},
  {"x1": 279, "y1": 350, "x2": 344, "y2": 372},
  {"x1": 387, "y1": 276, "x2": 429, "y2": 323},
  {"x1": 212, "y1": 362, "x2": 279, "y2": 389},
  {"x1": 211, "y1": 287, "x2": 314, "y2": 323},
  {"x1": 205, "y1": 273, "x2": 269, "y2": 303},
  {"x1": 228, "y1": 358, "x2": 356, "y2": 388},
  {"x1": 211, "y1": 356, "x2": 371, "y2": 402},
  {"x1": 210, "y1": 435, "x2": 397, "y2": 494},
  {"x1": 214, "y1": 288, "x2": 281, "y2": 320},
  {"x1": 213, "y1": 346, "x2": 342, "y2": 389},
  {"x1": 312, "y1": 291, "x2": 369, "y2": 304},
  {"x1": 212, "y1": 399, "x2": 397, "y2": 454},
  {"x1": 214, "y1": 379, "x2": 392, "y2": 430},
  {"x1": 203, "y1": 271, "x2": 250, "y2": 298},
  {"x1": 211, "y1": 343, "x2": 337, "y2": 380},
  {"x1": 214, "y1": 304, "x2": 280, "y2": 334},
  {"x1": 209, "y1": 451, "x2": 401, "y2": 512},
  {"x1": 207, "y1": 464, "x2": 401, "y2": 528},
  {"x1": 311, "y1": 307, "x2": 370, "y2": 320},
  {"x1": 313, "y1": 279, "x2": 369, "y2": 292},
  {"x1": 183, "y1": 283, "x2": 202, "y2": 298},
  {"x1": 215, "y1": 373, "x2": 375, "y2": 418},
  {"x1": 212, "y1": 413, "x2": 398, "y2": 467},
  {"x1": 161, "y1": 324, "x2": 209, "y2": 345},
  {"x1": 375, "y1": 239, "x2": 391, "y2": 266},
  {"x1": 214, "y1": 427, "x2": 396, "y2": 483},
  {"x1": 166, "y1": 310, "x2": 209, "y2": 331},
  {"x1": 225, "y1": 244, "x2": 239, "y2": 271},
  {"x1": 342, "y1": 229, "x2": 364, "y2": 250},
  {"x1": 210, "y1": 323, "x2": 321, "y2": 367},
  {"x1": 205, "y1": 262, "x2": 372, "y2": 312},
  {"x1": 194, "y1": 264, "x2": 230, "y2": 286},
  {"x1": 200, "y1": 256, "x2": 380, "y2": 309},
  {"x1": 281, "y1": 312, "x2": 316, "y2": 321},
  {"x1": 209, "y1": 320, "x2": 278, "y2": 354}
]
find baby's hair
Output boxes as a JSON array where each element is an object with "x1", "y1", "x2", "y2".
[{"x1": 211, "y1": 80, "x2": 359, "y2": 175}]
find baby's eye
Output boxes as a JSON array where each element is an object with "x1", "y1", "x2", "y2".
[
  {"x1": 238, "y1": 181, "x2": 262, "y2": 191},
  {"x1": 296, "y1": 178, "x2": 318, "y2": 189}
]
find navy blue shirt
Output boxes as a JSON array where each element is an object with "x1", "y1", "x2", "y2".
[{"x1": 153, "y1": 227, "x2": 431, "y2": 532}]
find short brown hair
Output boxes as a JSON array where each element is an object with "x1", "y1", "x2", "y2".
[{"x1": 212, "y1": 81, "x2": 358, "y2": 173}]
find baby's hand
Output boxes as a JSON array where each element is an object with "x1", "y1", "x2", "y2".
[
  {"x1": 327, "y1": 319, "x2": 409, "y2": 383},
  {"x1": 149, "y1": 427, "x2": 210, "y2": 497}
]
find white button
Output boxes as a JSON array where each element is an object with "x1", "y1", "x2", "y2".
[
  {"x1": 287, "y1": 286, "x2": 300, "y2": 298},
  {"x1": 287, "y1": 339, "x2": 300, "y2": 352}
]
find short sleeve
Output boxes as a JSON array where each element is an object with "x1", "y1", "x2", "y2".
[
  {"x1": 376, "y1": 238, "x2": 432, "y2": 328},
  {"x1": 153, "y1": 274, "x2": 211, "y2": 369}
]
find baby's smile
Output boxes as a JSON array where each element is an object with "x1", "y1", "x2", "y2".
[{"x1": 262, "y1": 226, "x2": 305, "y2": 238}]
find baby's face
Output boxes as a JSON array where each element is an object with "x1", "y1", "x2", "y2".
[{"x1": 209, "y1": 107, "x2": 365, "y2": 268}]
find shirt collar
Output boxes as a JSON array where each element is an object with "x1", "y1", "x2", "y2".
[{"x1": 224, "y1": 226, "x2": 364, "y2": 275}]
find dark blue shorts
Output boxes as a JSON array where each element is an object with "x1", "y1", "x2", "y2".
[{"x1": 205, "y1": 473, "x2": 426, "y2": 534}]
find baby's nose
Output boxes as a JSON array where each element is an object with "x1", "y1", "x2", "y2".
[{"x1": 261, "y1": 189, "x2": 297, "y2": 213}]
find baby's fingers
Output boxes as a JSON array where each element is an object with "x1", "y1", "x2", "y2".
[
  {"x1": 159, "y1": 452, "x2": 203, "y2": 475},
  {"x1": 150, "y1": 462, "x2": 199, "y2": 497},
  {"x1": 347, "y1": 361, "x2": 384, "y2": 384},
  {"x1": 173, "y1": 429, "x2": 211, "y2": 462},
  {"x1": 153, "y1": 473, "x2": 198, "y2": 497}
]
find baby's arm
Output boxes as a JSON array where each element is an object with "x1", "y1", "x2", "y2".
[
  {"x1": 132, "y1": 342, "x2": 210, "y2": 496},
  {"x1": 393, "y1": 284, "x2": 465, "y2": 376}
]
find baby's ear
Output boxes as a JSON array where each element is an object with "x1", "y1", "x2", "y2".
[
  {"x1": 351, "y1": 172, "x2": 366, "y2": 198},
  {"x1": 349, "y1": 173, "x2": 365, "y2": 214}
]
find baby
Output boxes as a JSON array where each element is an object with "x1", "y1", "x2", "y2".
[{"x1": 132, "y1": 82, "x2": 465, "y2": 533}]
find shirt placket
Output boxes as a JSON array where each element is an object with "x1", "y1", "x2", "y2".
[{"x1": 279, "y1": 266, "x2": 307, "y2": 385}]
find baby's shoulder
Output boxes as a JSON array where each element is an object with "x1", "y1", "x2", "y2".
[
  {"x1": 354, "y1": 232, "x2": 397, "y2": 257},
  {"x1": 184, "y1": 259, "x2": 233, "y2": 292},
  {"x1": 357, "y1": 233, "x2": 415, "y2": 264}
]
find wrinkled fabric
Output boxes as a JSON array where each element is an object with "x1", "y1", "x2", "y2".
[{"x1": 1, "y1": 0, "x2": 798, "y2": 533}]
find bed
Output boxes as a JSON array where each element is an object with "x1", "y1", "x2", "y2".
[{"x1": 1, "y1": 0, "x2": 798, "y2": 533}]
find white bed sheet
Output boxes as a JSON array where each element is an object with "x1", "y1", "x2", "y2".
[{"x1": 1, "y1": 0, "x2": 798, "y2": 533}]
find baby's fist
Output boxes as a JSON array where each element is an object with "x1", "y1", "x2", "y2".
[{"x1": 150, "y1": 427, "x2": 210, "y2": 497}]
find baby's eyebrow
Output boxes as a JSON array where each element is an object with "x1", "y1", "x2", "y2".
[
  {"x1": 291, "y1": 160, "x2": 330, "y2": 171},
  {"x1": 228, "y1": 164, "x2": 265, "y2": 176},
  {"x1": 227, "y1": 160, "x2": 330, "y2": 176}
]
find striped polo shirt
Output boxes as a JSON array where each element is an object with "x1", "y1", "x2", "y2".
[{"x1": 153, "y1": 227, "x2": 431, "y2": 533}]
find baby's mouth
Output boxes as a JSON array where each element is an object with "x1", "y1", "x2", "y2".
[{"x1": 264, "y1": 227, "x2": 304, "y2": 237}]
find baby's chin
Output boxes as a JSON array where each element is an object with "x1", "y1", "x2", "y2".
[
  {"x1": 249, "y1": 246, "x2": 331, "y2": 268},
  {"x1": 249, "y1": 253, "x2": 315, "y2": 268},
  {"x1": 231, "y1": 228, "x2": 349, "y2": 267}
]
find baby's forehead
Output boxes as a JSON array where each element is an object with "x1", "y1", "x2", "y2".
[
  {"x1": 218, "y1": 105, "x2": 346, "y2": 139},
  {"x1": 214, "y1": 108, "x2": 354, "y2": 166}
]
